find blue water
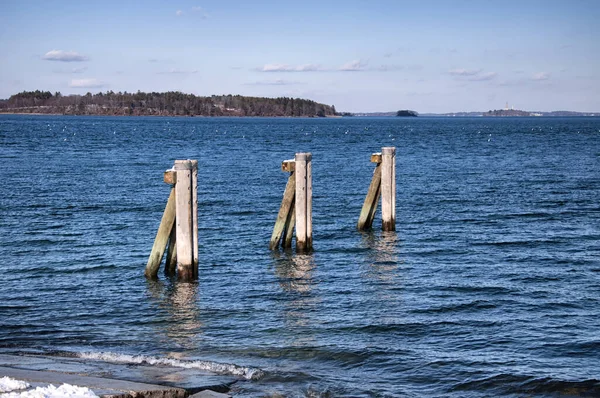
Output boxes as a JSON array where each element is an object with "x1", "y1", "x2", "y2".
[{"x1": 1, "y1": 115, "x2": 599, "y2": 397}]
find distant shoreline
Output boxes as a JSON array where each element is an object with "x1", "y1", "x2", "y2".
[{"x1": 0, "y1": 111, "x2": 343, "y2": 118}]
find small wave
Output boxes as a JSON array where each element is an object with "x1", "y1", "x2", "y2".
[{"x1": 77, "y1": 351, "x2": 264, "y2": 380}]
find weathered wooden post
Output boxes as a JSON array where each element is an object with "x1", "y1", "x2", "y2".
[
  {"x1": 269, "y1": 159, "x2": 296, "y2": 250},
  {"x1": 145, "y1": 187, "x2": 176, "y2": 279},
  {"x1": 295, "y1": 153, "x2": 313, "y2": 252},
  {"x1": 357, "y1": 147, "x2": 396, "y2": 231},
  {"x1": 145, "y1": 160, "x2": 198, "y2": 280},
  {"x1": 357, "y1": 153, "x2": 382, "y2": 230},
  {"x1": 270, "y1": 153, "x2": 312, "y2": 252},
  {"x1": 381, "y1": 147, "x2": 396, "y2": 231},
  {"x1": 174, "y1": 160, "x2": 198, "y2": 280}
]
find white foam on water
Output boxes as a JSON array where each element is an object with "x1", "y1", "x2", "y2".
[
  {"x1": 0, "y1": 379, "x2": 99, "y2": 397},
  {"x1": 77, "y1": 351, "x2": 264, "y2": 380}
]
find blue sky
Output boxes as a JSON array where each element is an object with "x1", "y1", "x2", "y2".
[{"x1": 1, "y1": 0, "x2": 598, "y2": 112}]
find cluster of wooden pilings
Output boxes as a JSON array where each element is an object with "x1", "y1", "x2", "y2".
[
  {"x1": 145, "y1": 148, "x2": 396, "y2": 279},
  {"x1": 269, "y1": 153, "x2": 313, "y2": 252},
  {"x1": 145, "y1": 160, "x2": 199, "y2": 281},
  {"x1": 357, "y1": 147, "x2": 396, "y2": 232}
]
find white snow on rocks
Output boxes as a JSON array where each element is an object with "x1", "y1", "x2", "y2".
[{"x1": 0, "y1": 377, "x2": 99, "y2": 397}]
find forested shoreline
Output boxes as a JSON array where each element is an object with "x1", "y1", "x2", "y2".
[{"x1": 0, "y1": 90, "x2": 337, "y2": 117}]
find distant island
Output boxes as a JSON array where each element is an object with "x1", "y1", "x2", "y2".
[
  {"x1": 396, "y1": 110, "x2": 418, "y2": 117},
  {"x1": 352, "y1": 109, "x2": 598, "y2": 117},
  {"x1": 0, "y1": 90, "x2": 337, "y2": 117},
  {"x1": 423, "y1": 109, "x2": 599, "y2": 117}
]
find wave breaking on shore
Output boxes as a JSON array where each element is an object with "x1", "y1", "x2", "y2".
[{"x1": 77, "y1": 351, "x2": 264, "y2": 381}]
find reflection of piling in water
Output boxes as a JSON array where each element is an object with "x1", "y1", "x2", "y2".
[
  {"x1": 146, "y1": 280, "x2": 202, "y2": 347},
  {"x1": 272, "y1": 252, "x2": 315, "y2": 294},
  {"x1": 358, "y1": 147, "x2": 396, "y2": 231},
  {"x1": 270, "y1": 153, "x2": 313, "y2": 252},
  {"x1": 145, "y1": 160, "x2": 198, "y2": 281}
]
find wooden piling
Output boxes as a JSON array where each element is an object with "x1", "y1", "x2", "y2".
[
  {"x1": 173, "y1": 160, "x2": 198, "y2": 281},
  {"x1": 145, "y1": 188, "x2": 176, "y2": 279},
  {"x1": 357, "y1": 154, "x2": 382, "y2": 230},
  {"x1": 381, "y1": 147, "x2": 396, "y2": 231},
  {"x1": 295, "y1": 153, "x2": 313, "y2": 252},
  {"x1": 282, "y1": 205, "x2": 295, "y2": 249},
  {"x1": 269, "y1": 164, "x2": 296, "y2": 250},
  {"x1": 164, "y1": 227, "x2": 177, "y2": 276},
  {"x1": 191, "y1": 160, "x2": 199, "y2": 279}
]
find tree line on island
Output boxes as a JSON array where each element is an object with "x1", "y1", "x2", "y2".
[{"x1": 0, "y1": 90, "x2": 337, "y2": 117}]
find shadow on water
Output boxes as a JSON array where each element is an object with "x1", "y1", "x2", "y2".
[{"x1": 145, "y1": 279, "x2": 202, "y2": 350}]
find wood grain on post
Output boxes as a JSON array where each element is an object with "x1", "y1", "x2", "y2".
[
  {"x1": 392, "y1": 150, "x2": 396, "y2": 227},
  {"x1": 269, "y1": 171, "x2": 296, "y2": 250},
  {"x1": 295, "y1": 153, "x2": 312, "y2": 252},
  {"x1": 145, "y1": 188, "x2": 176, "y2": 279},
  {"x1": 381, "y1": 147, "x2": 396, "y2": 231},
  {"x1": 281, "y1": 159, "x2": 295, "y2": 172},
  {"x1": 306, "y1": 154, "x2": 313, "y2": 249},
  {"x1": 190, "y1": 160, "x2": 199, "y2": 279},
  {"x1": 283, "y1": 205, "x2": 295, "y2": 249},
  {"x1": 164, "y1": 226, "x2": 177, "y2": 276},
  {"x1": 357, "y1": 161, "x2": 382, "y2": 230},
  {"x1": 174, "y1": 160, "x2": 195, "y2": 280}
]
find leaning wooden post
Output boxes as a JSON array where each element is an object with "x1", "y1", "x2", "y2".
[
  {"x1": 269, "y1": 159, "x2": 296, "y2": 250},
  {"x1": 295, "y1": 153, "x2": 313, "y2": 252},
  {"x1": 173, "y1": 160, "x2": 198, "y2": 281},
  {"x1": 145, "y1": 188, "x2": 176, "y2": 279},
  {"x1": 357, "y1": 153, "x2": 382, "y2": 230},
  {"x1": 381, "y1": 147, "x2": 396, "y2": 231}
]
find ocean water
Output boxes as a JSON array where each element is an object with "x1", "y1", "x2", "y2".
[{"x1": 0, "y1": 115, "x2": 599, "y2": 397}]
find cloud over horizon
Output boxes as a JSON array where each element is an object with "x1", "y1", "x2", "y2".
[
  {"x1": 158, "y1": 68, "x2": 198, "y2": 75},
  {"x1": 69, "y1": 78, "x2": 105, "y2": 88},
  {"x1": 449, "y1": 68, "x2": 497, "y2": 81},
  {"x1": 532, "y1": 72, "x2": 551, "y2": 81},
  {"x1": 259, "y1": 60, "x2": 374, "y2": 73},
  {"x1": 338, "y1": 59, "x2": 368, "y2": 71},
  {"x1": 260, "y1": 64, "x2": 324, "y2": 72},
  {"x1": 245, "y1": 79, "x2": 302, "y2": 86},
  {"x1": 42, "y1": 50, "x2": 89, "y2": 62}
]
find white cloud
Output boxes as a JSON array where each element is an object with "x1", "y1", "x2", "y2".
[
  {"x1": 468, "y1": 72, "x2": 497, "y2": 81},
  {"x1": 191, "y1": 6, "x2": 209, "y2": 18},
  {"x1": 532, "y1": 72, "x2": 550, "y2": 81},
  {"x1": 260, "y1": 63, "x2": 324, "y2": 72},
  {"x1": 448, "y1": 68, "x2": 481, "y2": 76},
  {"x1": 158, "y1": 68, "x2": 198, "y2": 74},
  {"x1": 246, "y1": 79, "x2": 302, "y2": 86},
  {"x1": 176, "y1": 10, "x2": 183, "y2": 16},
  {"x1": 69, "y1": 78, "x2": 105, "y2": 88},
  {"x1": 42, "y1": 50, "x2": 88, "y2": 62},
  {"x1": 339, "y1": 59, "x2": 368, "y2": 71},
  {"x1": 376, "y1": 64, "x2": 406, "y2": 72},
  {"x1": 449, "y1": 68, "x2": 497, "y2": 82},
  {"x1": 296, "y1": 64, "x2": 322, "y2": 71},
  {"x1": 261, "y1": 64, "x2": 295, "y2": 72}
]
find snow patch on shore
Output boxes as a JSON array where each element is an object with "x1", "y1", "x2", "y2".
[
  {"x1": 78, "y1": 351, "x2": 265, "y2": 380},
  {"x1": 0, "y1": 377, "x2": 29, "y2": 392},
  {"x1": 0, "y1": 377, "x2": 99, "y2": 397}
]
